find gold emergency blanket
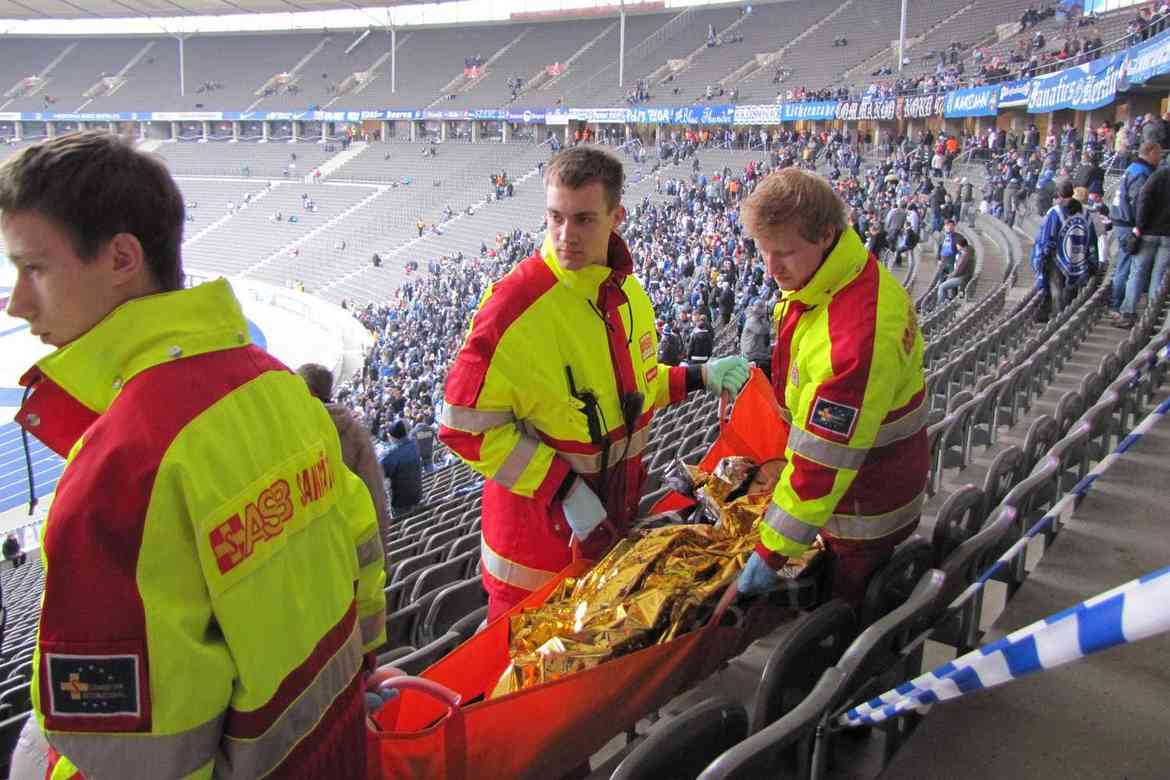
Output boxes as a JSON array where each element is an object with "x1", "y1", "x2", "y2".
[{"x1": 491, "y1": 457, "x2": 817, "y2": 698}]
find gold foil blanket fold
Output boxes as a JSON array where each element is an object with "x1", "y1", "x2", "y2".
[{"x1": 492, "y1": 457, "x2": 816, "y2": 698}]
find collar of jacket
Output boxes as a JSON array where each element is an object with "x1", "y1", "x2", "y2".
[
  {"x1": 16, "y1": 279, "x2": 250, "y2": 455},
  {"x1": 540, "y1": 232, "x2": 633, "y2": 301},
  {"x1": 780, "y1": 227, "x2": 868, "y2": 309}
]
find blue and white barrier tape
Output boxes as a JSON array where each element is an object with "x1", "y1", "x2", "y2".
[
  {"x1": 1068, "y1": 395, "x2": 1170, "y2": 500},
  {"x1": 839, "y1": 385, "x2": 1170, "y2": 728},
  {"x1": 840, "y1": 565, "x2": 1170, "y2": 727}
]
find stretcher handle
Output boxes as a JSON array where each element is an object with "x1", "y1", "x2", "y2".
[
  {"x1": 707, "y1": 578, "x2": 741, "y2": 629},
  {"x1": 719, "y1": 390, "x2": 733, "y2": 429},
  {"x1": 376, "y1": 675, "x2": 463, "y2": 708}
]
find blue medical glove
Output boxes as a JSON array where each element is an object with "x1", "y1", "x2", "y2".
[
  {"x1": 702, "y1": 356, "x2": 750, "y2": 396},
  {"x1": 561, "y1": 477, "x2": 607, "y2": 542},
  {"x1": 737, "y1": 550, "x2": 785, "y2": 597}
]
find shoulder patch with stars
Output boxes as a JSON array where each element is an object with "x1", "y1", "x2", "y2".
[
  {"x1": 808, "y1": 397, "x2": 859, "y2": 438},
  {"x1": 47, "y1": 653, "x2": 141, "y2": 719}
]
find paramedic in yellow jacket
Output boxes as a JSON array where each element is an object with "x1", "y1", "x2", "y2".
[
  {"x1": 736, "y1": 169, "x2": 929, "y2": 605},
  {"x1": 3, "y1": 132, "x2": 386, "y2": 780},
  {"x1": 439, "y1": 146, "x2": 748, "y2": 620}
]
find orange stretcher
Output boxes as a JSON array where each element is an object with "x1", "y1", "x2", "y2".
[{"x1": 365, "y1": 371, "x2": 816, "y2": 780}]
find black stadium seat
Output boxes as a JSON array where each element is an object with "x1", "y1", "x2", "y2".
[
  {"x1": 384, "y1": 632, "x2": 462, "y2": 676},
  {"x1": 420, "y1": 577, "x2": 488, "y2": 646},
  {"x1": 751, "y1": 599, "x2": 856, "y2": 733},
  {"x1": 610, "y1": 697, "x2": 748, "y2": 780},
  {"x1": 387, "y1": 549, "x2": 444, "y2": 588},
  {"x1": 446, "y1": 531, "x2": 481, "y2": 560},
  {"x1": 409, "y1": 550, "x2": 479, "y2": 603}
]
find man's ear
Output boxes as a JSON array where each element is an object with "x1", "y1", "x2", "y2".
[{"x1": 107, "y1": 232, "x2": 149, "y2": 288}]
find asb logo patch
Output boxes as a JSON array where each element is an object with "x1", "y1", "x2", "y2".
[
  {"x1": 209, "y1": 478, "x2": 296, "y2": 574},
  {"x1": 808, "y1": 396, "x2": 859, "y2": 438},
  {"x1": 47, "y1": 654, "x2": 140, "y2": 718},
  {"x1": 207, "y1": 451, "x2": 338, "y2": 575}
]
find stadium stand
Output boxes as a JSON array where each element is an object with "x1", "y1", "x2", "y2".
[
  {"x1": 3, "y1": 0, "x2": 1170, "y2": 775},
  {"x1": 733, "y1": 0, "x2": 960, "y2": 103},
  {"x1": 444, "y1": 18, "x2": 615, "y2": 108},
  {"x1": 155, "y1": 140, "x2": 334, "y2": 178},
  {"x1": 572, "y1": 4, "x2": 746, "y2": 105}
]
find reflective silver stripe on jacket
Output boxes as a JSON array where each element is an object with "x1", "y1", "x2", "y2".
[
  {"x1": 440, "y1": 404, "x2": 516, "y2": 433},
  {"x1": 766, "y1": 492, "x2": 924, "y2": 545},
  {"x1": 220, "y1": 622, "x2": 363, "y2": 779},
  {"x1": 872, "y1": 401, "x2": 928, "y2": 448},
  {"x1": 557, "y1": 425, "x2": 651, "y2": 476},
  {"x1": 480, "y1": 538, "x2": 558, "y2": 593},
  {"x1": 824, "y1": 493, "x2": 924, "y2": 541},
  {"x1": 355, "y1": 535, "x2": 383, "y2": 568},
  {"x1": 48, "y1": 714, "x2": 223, "y2": 780},
  {"x1": 764, "y1": 503, "x2": 821, "y2": 546},
  {"x1": 783, "y1": 400, "x2": 926, "y2": 468},
  {"x1": 493, "y1": 435, "x2": 541, "y2": 488},
  {"x1": 359, "y1": 610, "x2": 386, "y2": 647},
  {"x1": 787, "y1": 427, "x2": 868, "y2": 470}
]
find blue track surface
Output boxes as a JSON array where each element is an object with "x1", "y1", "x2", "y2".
[{"x1": 0, "y1": 420, "x2": 62, "y2": 514}]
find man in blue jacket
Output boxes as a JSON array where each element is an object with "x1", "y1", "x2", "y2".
[
  {"x1": 1109, "y1": 141, "x2": 1162, "y2": 317},
  {"x1": 936, "y1": 218, "x2": 960, "y2": 275},
  {"x1": 1032, "y1": 180, "x2": 1100, "y2": 322},
  {"x1": 380, "y1": 419, "x2": 423, "y2": 517}
]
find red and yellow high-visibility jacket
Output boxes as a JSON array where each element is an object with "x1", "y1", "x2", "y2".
[
  {"x1": 761, "y1": 228, "x2": 929, "y2": 559},
  {"x1": 439, "y1": 233, "x2": 693, "y2": 602},
  {"x1": 15, "y1": 280, "x2": 386, "y2": 780}
]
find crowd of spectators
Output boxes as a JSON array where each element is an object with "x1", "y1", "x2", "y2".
[
  {"x1": 332, "y1": 129, "x2": 978, "y2": 467},
  {"x1": 831, "y1": 1, "x2": 1169, "y2": 101},
  {"x1": 337, "y1": 230, "x2": 537, "y2": 465}
]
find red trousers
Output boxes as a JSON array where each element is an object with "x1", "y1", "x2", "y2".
[
  {"x1": 822, "y1": 520, "x2": 918, "y2": 606},
  {"x1": 486, "y1": 580, "x2": 532, "y2": 622}
]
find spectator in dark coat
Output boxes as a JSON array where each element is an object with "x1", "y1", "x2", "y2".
[
  {"x1": 739, "y1": 301, "x2": 773, "y2": 379},
  {"x1": 411, "y1": 414, "x2": 438, "y2": 473},
  {"x1": 658, "y1": 321, "x2": 684, "y2": 365},
  {"x1": 686, "y1": 315, "x2": 714, "y2": 364},
  {"x1": 2, "y1": 534, "x2": 25, "y2": 567},
  {"x1": 1071, "y1": 151, "x2": 1105, "y2": 197},
  {"x1": 380, "y1": 419, "x2": 423, "y2": 517}
]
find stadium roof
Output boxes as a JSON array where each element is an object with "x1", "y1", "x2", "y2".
[{"x1": 0, "y1": 0, "x2": 431, "y2": 20}]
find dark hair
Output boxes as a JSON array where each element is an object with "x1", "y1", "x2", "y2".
[
  {"x1": 296, "y1": 363, "x2": 334, "y2": 402},
  {"x1": 0, "y1": 131, "x2": 185, "y2": 290},
  {"x1": 544, "y1": 146, "x2": 624, "y2": 211}
]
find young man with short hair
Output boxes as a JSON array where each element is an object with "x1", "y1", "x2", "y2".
[
  {"x1": 439, "y1": 146, "x2": 747, "y2": 619},
  {"x1": 736, "y1": 168, "x2": 928, "y2": 605},
  {"x1": 4, "y1": 132, "x2": 385, "y2": 779}
]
